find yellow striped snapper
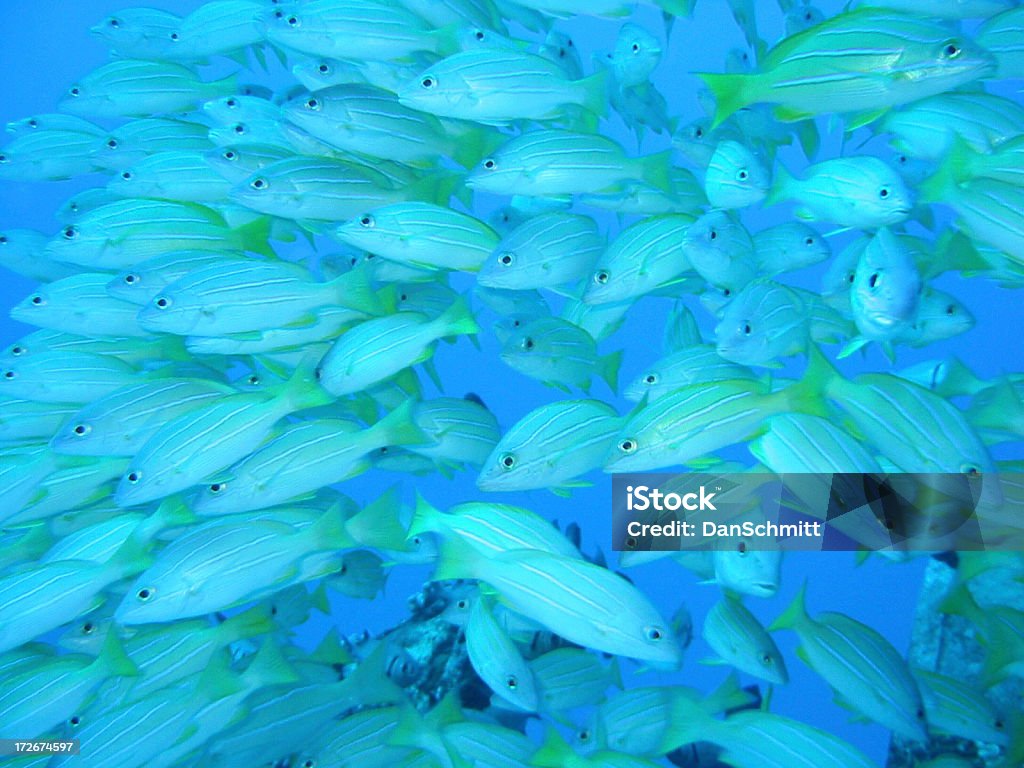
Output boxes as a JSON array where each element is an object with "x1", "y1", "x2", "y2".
[
  {"x1": 466, "y1": 596, "x2": 540, "y2": 711},
  {"x1": 753, "y1": 221, "x2": 830, "y2": 277},
  {"x1": 114, "y1": 364, "x2": 331, "y2": 506},
  {"x1": 703, "y1": 140, "x2": 771, "y2": 210},
  {"x1": 335, "y1": 203, "x2": 499, "y2": 273},
  {"x1": 500, "y1": 317, "x2": 622, "y2": 394},
  {"x1": 45, "y1": 199, "x2": 272, "y2": 270},
  {"x1": 283, "y1": 84, "x2": 500, "y2": 168},
  {"x1": 1, "y1": 398, "x2": 79, "y2": 447},
  {"x1": 922, "y1": 174, "x2": 1024, "y2": 267},
  {"x1": 911, "y1": 667, "x2": 1009, "y2": 746},
  {"x1": 751, "y1": 412, "x2": 881, "y2": 473},
  {"x1": 715, "y1": 279, "x2": 809, "y2": 367},
  {"x1": 851, "y1": 0, "x2": 1016, "y2": 18},
  {"x1": 624, "y1": 345, "x2": 761, "y2": 402},
  {"x1": 0, "y1": 129, "x2": 101, "y2": 182},
  {"x1": 230, "y1": 156, "x2": 458, "y2": 222},
  {"x1": 261, "y1": 0, "x2": 461, "y2": 61},
  {"x1": 0, "y1": 351, "x2": 144, "y2": 404},
  {"x1": 978, "y1": 6, "x2": 1024, "y2": 78},
  {"x1": 682, "y1": 210, "x2": 758, "y2": 291},
  {"x1": 108, "y1": 151, "x2": 234, "y2": 203},
  {"x1": 191, "y1": 404, "x2": 425, "y2": 515},
  {"x1": 702, "y1": 595, "x2": 788, "y2": 684},
  {"x1": 205, "y1": 144, "x2": 290, "y2": 184},
  {"x1": 406, "y1": 396, "x2": 500, "y2": 468},
  {"x1": 577, "y1": 166, "x2": 706, "y2": 217},
  {"x1": 768, "y1": 156, "x2": 914, "y2": 228},
  {"x1": 478, "y1": 212, "x2": 604, "y2": 290},
  {"x1": 163, "y1": 1, "x2": 266, "y2": 62},
  {"x1": 583, "y1": 214, "x2": 693, "y2": 305},
  {"x1": 0, "y1": 229, "x2": 76, "y2": 282},
  {"x1": 58, "y1": 188, "x2": 121, "y2": 223},
  {"x1": 60, "y1": 59, "x2": 238, "y2": 119},
  {"x1": 107, "y1": 251, "x2": 246, "y2": 306},
  {"x1": 137, "y1": 258, "x2": 378, "y2": 336},
  {"x1": 11, "y1": 274, "x2": 153, "y2": 339},
  {"x1": 698, "y1": 8, "x2": 996, "y2": 127},
  {"x1": 467, "y1": 130, "x2": 672, "y2": 197},
  {"x1": 94, "y1": 118, "x2": 213, "y2": 171},
  {"x1": 89, "y1": 8, "x2": 179, "y2": 60},
  {"x1": 316, "y1": 297, "x2": 478, "y2": 396},
  {"x1": 478, "y1": 399, "x2": 622, "y2": 494},
  {"x1": 772, "y1": 583, "x2": 928, "y2": 741}
]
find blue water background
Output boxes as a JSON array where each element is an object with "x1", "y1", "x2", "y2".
[{"x1": 1, "y1": 2, "x2": 1022, "y2": 764}]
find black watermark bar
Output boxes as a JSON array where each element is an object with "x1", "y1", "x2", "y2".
[{"x1": 611, "y1": 472, "x2": 1023, "y2": 552}]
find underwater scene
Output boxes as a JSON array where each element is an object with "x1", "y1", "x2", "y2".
[{"x1": 0, "y1": 0, "x2": 1023, "y2": 767}]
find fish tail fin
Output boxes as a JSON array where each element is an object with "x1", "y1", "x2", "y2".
[
  {"x1": 278, "y1": 356, "x2": 333, "y2": 412},
  {"x1": 370, "y1": 399, "x2": 429, "y2": 448},
  {"x1": 639, "y1": 149, "x2": 674, "y2": 194},
  {"x1": 980, "y1": 622, "x2": 1017, "y2": 687},
  {"x1": 451, "y1": 127, "x2": 505, "y2": 170},
  {"x1": 784, "y1": 343, "x2": 836, "y2": 416},
  {"x1": 579, "y1": 69, "x2": 609, "y2": 121},
  {"x1": 409, "y1": 169, "x2": 464, "y2": 209},
  {"x1": 939, "y1": 580, "x2": 983, "y2": 623},
  {"x1": 765, "y1": 161, "x2": 795, "y2": 207},
  {"x1": 436, "y1": 296, "x2": 480, "y2": 339},
  {"x1": 218, "y1": 604, "x2": 275, "y2": 643},
  {"x1": 211, "y1": 72, "x2": 241, "y2": 97},
  {"x1": 598, "y1": 349, "x2": 623, "y2": 394},
  {"x1": 309, "y1": 627, "x2": 352, "y2": 666},
  {"x1": 769, "y1": 579, "x2": 809, "y2": 631},
  {"x1": 697, "y1": 72, "x2": 753, "y2": 129},
  {"x1": 430, "y1": 23, "x2": 462, "y2": 58},
  {"x1": 918, "y1": 160, "x2": 958, "y2": 206},
  {"x1": 236, "y1": 217, "x2": 275, "y2": 258},
  {"x1": 407, "y1": 491, "x2": 443, "y2": 541},
  {"x1": 241, "y1": 638, "x2": 301, "y2": 689},
  {"x1": 942, "y1": 133, "x2": 978, "y2": 186},
  {"x1": 309, "y1": 501, "x2": 356, "y2": 551},
  {"x1": 432, "y1": 535, "x2": 482, "y2": 582},
  {"x1": 531, "y1": 726, "x2": 576, "y2": 768},
  {"x1": 795, "y1": 119, "x2": 820, "y2": 161},
  {"x1": 95, "y1": 626, "x2": 138, "y2": 678},
  {"x1": 701, "y1": 671, "x2": 757, "y2": 714},
  {"x1": 347, "y1": 485, "x2": 408, "y2": 551},
  {"x1": 332, "y1": 264, "x2": 383, "y2": 316}
]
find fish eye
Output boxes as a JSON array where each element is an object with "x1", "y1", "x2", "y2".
[
  {"x1": 456, "y1": 599, "x2": 468, "y2": 609},
  {"x1": 804, "y1": 236, "x2": 815, "y2": 246},
  {"x1": 3, "y1": 370, "x2": 16, "y2": 379},
  {"x1": 359, "y1": 215, "x2": 375, "y2": 228},
  {"x1": 69, "y1": 86, "x2": 81, "y2": 97},
  {"x1": 483, "y1": 159, "x2": 496, "y2": 170},
  {"x1": 69, "y1": 716, "x2": 81, "y2": 727},
  {"x1": 619, "y1": 438, "x2": 637, "y2": 454},
  {"x1": 287, "y1": 15, "x2": 301, "y2": 27},
  {"x1": 10, "y1": 345, "x2": 25, "y2": 355},
  {"x1": 521, "y1": 337, "x2": 535, "y2": 351},
  {"x1": 209, "y1": 482, "x2": 227, "y2": 493},
  {"x1": 961, "y1": 464, "x2": 980, "y2": 475},
  {"x1": 222, "y1": 150, "x2": 237, "y2": 160},
  {"x1": 505, "y1": 675, "x2": 518, "y2": 690},
  {"x1": 120, "y1": 171, "x2": 132, "y2": 180},
  {"x1": 30, "y1": 294, "x2": 45, "y2": 306},
  {"x1": 154, "y1": 296, "x2": 172, "y2": 309},
  {"x1": 123, "y1": 273, "x2": 140, "y2": 285},
  {"x1": 631, "y1": 42, "x2": 640, "y2": 53},
  {"x1": 644, "y1": 373, "x2": 658, "y2": 385},
  {"x1": 942, "y1": 41, "x2": 961, "y2": 58},
  {"x1": 878, "y1": 186, "x2": 890, "y2": 199},
  {"x1": 250, "y1": 176, "x2": 268, "y2": 190},
  {"x1": 0, "y1": 235, "x2": 6, "y2": 245},
  {"x1": 996, "y1": 719, "x2": 1005, "y2": 730},
  {"x1": 847, "y1": 273, "x2": 855, "y2": 284},
  {"x1": 723, "y1": 288, "x2": 731, "y2": 297},
  {"x1": 106, "y1": 138, "x2": 118, "y2": 149},
  {"x1": 136, "y1": 587, "x2": 155, "y2": 601},
  {"x1": 708, "y1": 228, "x2": 718, "y2": 241},
  {"x1": 233, "y1": 123, "x2": 246, "y2": 134},
  {"x1": 421, "y1": 76, "x2": 436, "y2": 89},
  {"x1": 302, "y1": 761, "x2": 315, "y2": 768},
  {"x1": 500, "y1": 453, "x2": 516, "y2": 469},
  {"x1": 247, "y1": 374, "x2": 260, "y2": 386},
  {"x1": 306, "y1": 98, "x2": 320, "y2": 111},
  {"x1": 226, "y1": 98, "x2": 238, "y2": 108},
  {"x1": 169, "y1": 32, "x2": 179, "y2": 41},
  {"x1": 916, "y1": 707, "x2": 925, "y2": 720},
  {"x1": 63, "y1": 225, "x2": 79, "y2": 240},
  {"x1": 108, "y1": 17, "x2": 120, "y2": 28},
  {"x1": 645, "y1": 626, "x2": 663, "y2": 641},
  {"x1": 126, "y1": 470, "x2": 142, "y2": 484},
  {"x1": 578, "y1": 729, "x2": 591, "y2": 743},
  {"x1": 317, "y1": 63, "x2": 330, "y2": 74},
  {"x1": 0, "y1": 155, "x2": 7, "y2": 164},
  {"x1": 594, "y1": 270, "x2": 610, "y2": 285},
  {"x1": 72, "y1": 424, "x2": 92, "y2": 436},
  {"x1": 314, "y1": 367, "x2": 322, "y2": 381},
  {"x1": 82, "y1": 621, "x2": 96, "y2": 634},
  {"x1": 736, "y1": 169, "x2": 749, "y2": 181},
  {"x1": 27, "y1": 119, "x2": 38, "y2": 128},
  {"x1": 761, "y1": 653, "x2": 772, "y2": 664},
  {"x1": 475, "y1": 30, "x2": 485, "y2": 41},
  {"x1": 946, "y1": 304, "x2": 955, "y2": 315},
  {"x1": 694, "y1": 126, "x2": 704, "y2": 139},
  {"x1": 499, "y1": 252, "x2": 514, "y2": 266},
  {"x1": 868, "y1": 272, "x2": 880, "y2": 289},
  {"x1": 743, "y1": 323, "x2": 752, "y2": 335}
]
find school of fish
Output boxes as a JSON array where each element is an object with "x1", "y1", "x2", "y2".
[{"x1": 0, "y1": 0, "x2": 1023, "y2": 767}]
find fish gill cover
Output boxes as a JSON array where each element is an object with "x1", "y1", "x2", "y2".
[{"x1": 0, "y1": 1, "x2": 1022, "y2": 768}]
